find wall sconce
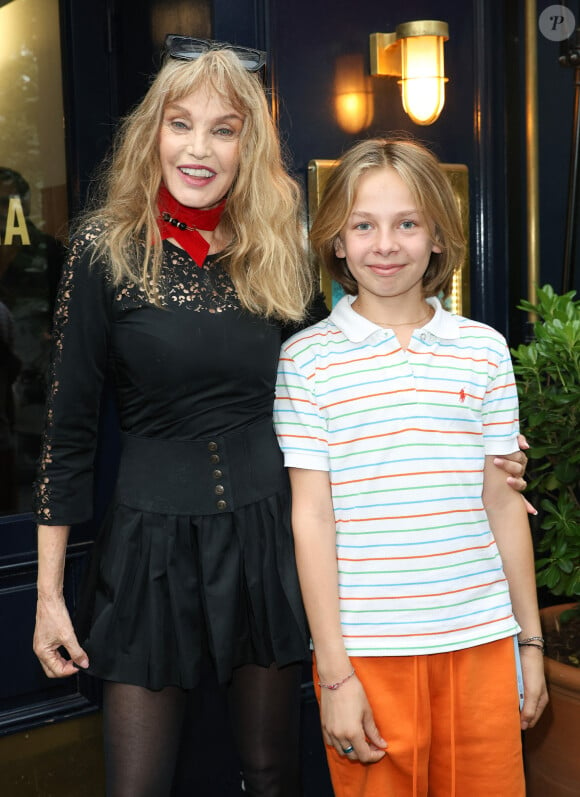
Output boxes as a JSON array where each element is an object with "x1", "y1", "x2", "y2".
[
  {"x1": 334, "y1": 53, "x2": 374, "y2": 134},
  {"x1": 370, "y1": 20, "x2": 449, "y2": 125}
]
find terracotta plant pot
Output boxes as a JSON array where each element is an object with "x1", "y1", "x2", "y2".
[{"x1": 524, "y1": 603, "x2": 580, "y2": 797}]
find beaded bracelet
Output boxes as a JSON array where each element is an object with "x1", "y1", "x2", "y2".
[
  {"x1": 519, "y1": 635, "x2": 545, "y2": 645},
  {"x1": 518, "y1": 642, "x2": 544, "y2": 653},
  {"x1": 318, "y1": 668, "x2": 356, "y2": 690},
  {"x1": 518, "y1": 635, "x2": 545, "y2": 653}
]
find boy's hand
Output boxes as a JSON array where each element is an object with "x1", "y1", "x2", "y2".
[
  {"x1": 519, "y1": 646, "x2": 549, "y2": 730},
  {"x1": 320, "y1": 676, "x2": 387, "y2": 764}
]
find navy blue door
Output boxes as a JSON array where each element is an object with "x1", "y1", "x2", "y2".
[{"x1": 0, "y1": 0, "x2": 109, "y2": 736}]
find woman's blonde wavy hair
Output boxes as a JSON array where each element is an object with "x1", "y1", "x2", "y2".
[
  {"x1": 80, "y1": 49, "x2": 313, "y2": 321},
  {"x1": 310, "y1": 137, "x2": 466, "y2": 300}
]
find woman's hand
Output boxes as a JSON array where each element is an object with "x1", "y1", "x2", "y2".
[
  {"x1": 493, "y1": 434, "x2": 537, "y2": 515},
  {"x1": 320, "y1": 676, "x2": 387, "y2": 764},
  {"x1": 519, "y1": 646, "x2": 549, "y2": 730},
  {"x1": 33, "y1": 592, "x2": 89, "y2": 678}
]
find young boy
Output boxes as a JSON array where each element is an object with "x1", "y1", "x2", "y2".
[{"x1": 274, "y1": 138, "x2": 547, "y2": 796}]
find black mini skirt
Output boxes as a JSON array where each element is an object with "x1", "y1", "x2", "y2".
[{"x1": 75, "y1": 419, "x2": 309, "y2": 690}]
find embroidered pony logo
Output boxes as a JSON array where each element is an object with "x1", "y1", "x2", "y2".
[{"x1": 459, "y1": 388, "x2": 466, "y2": 403}]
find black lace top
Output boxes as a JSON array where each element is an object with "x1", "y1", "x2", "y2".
[{"x1": 33, "y1": 223, "x2": 327, "y2": 526}]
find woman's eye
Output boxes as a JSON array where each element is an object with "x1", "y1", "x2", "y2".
[
  {"x1": 214, "y1": 126, "x2": 234, "y2": 137},
  {"x1": 169, "y1": 119, "x2": 188, "y2": 131}
]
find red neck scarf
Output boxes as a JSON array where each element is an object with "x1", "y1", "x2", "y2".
[{"x1": 157, "y1": 184, "x2": 227, "y2": 267}]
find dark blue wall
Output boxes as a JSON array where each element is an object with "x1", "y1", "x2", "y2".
[
  {"x1": 536, "y1": 3, "x2": 577, "y2": 293},
  {"x1": 269, "y1": 0, "x2": 580, "y2": 341},
  {"x1": 273, "y1": 0, "x2": 476, "y2": 172},
  {"x1": 271, "y1": 0, "x2": 512, "y2": 334}
]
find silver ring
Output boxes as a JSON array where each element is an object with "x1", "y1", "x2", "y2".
[{"x1": 342, "y1": 744, "x2": 354, "y2": 754}]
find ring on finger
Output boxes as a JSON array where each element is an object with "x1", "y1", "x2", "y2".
[{"x1": 341, "y1": 744, "x2": 354, "y2": 754}]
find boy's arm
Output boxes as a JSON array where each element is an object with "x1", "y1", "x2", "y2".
[
  {"x1": 482, "y1": 456, "x2": 548, "y2": 729},
  {"x1": 288, "y1": 467, "x2": 386, "y2": 763}
]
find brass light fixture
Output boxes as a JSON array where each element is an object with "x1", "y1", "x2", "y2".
[{"x1": 370, "y1": 20, "x2": 449, "y2": 125}]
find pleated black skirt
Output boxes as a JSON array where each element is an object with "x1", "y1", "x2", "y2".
[{"x1": 75, "y1": 420, "x2": 309, "y2": 690}]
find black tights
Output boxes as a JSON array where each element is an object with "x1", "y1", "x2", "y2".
[{"x1": 102, "y1": 662, "x2": 303, "y2": 797}]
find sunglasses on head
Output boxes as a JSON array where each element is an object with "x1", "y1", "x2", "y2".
[{"x1": 164, "y1": 35, "x2": 267, "y2": 72}]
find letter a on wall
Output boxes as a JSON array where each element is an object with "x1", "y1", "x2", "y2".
[{"x1": 4, "y1": 196, "x2": 31, "y2": 245}]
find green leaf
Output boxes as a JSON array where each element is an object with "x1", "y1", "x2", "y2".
[
  {"x1": 514, "y1": 284, "x2": 580, "y2": 600},
  {"x1": 559, "y1": 559, "x2": 575, "y2": 574}
]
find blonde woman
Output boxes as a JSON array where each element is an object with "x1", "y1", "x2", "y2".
[{"x1": 32, "y1": 38, "x2": 326, "y2": 797}]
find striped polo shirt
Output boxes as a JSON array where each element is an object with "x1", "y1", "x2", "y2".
[{"x1": 274, "y1": 294, "x2": 521, "y2": 656}]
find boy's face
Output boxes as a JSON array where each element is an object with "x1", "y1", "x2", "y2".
[{"x1": 335, "y1": 166, "x2": 441, "y2": 307}]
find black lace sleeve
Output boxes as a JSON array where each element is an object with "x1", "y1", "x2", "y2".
[
  {"x1": 279, "y1": 290, "x2": 329, "y2": 342},
  {"x1": 33, "y1": 225, "x2": 113, "y2": 526}
]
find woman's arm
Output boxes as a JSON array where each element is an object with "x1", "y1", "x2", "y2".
[
  {"x1": 289, "y1": 467, "x2": 386, "y2": 763},
  {"x1": 33, "y1": 524, "x2": 89, "y2": 677},
  {"x1": 33, "y1": 229, "x2": 112, "y2": 526},
  {"x1": 482, "y1": 456, "x2": 548, "y2": 730},
  {"x1": 493, "y1": 433, "x2": 536, "y2": 514},
  {"x1": 32, "y1": 231, "x2": 112, "y2": 677}
]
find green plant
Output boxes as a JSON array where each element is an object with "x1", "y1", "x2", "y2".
[{"x1": 511, "y1": 284, "x2": 580, "y2": 602}]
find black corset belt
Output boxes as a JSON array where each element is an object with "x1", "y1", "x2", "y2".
[{"x1": 116, "y1": 419, "x2": 288, "y2": 516}]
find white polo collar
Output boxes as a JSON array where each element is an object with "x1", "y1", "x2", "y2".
[{"x1": 329, "y1": 294, "x2": 462, "y2": 343}]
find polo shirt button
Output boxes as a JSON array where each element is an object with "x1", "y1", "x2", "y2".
[
  {"x1": 215, "y1": 484, "x2": 225, "y2": 495},
  {"x1": 208, "y1": 441, "x2": 218, "y2": 452},
  {"x1": 212, "y1": 469, "x2": 223, "y2": 479},
  {"x1": 209, "y1": 453, "x2": 220, "y2": 464},
  {"x1": 216, "y1": 499, "x2": 227, "y2": 510},
  {"x1": 420, "y1": 332, "x2": 427, "y2": 341}
]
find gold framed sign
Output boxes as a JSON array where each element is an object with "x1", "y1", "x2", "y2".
[{"x1": 307, "y1": 159, "x2": 470, "y2": 315}]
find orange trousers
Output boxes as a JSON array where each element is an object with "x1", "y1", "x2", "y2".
[{"x1": 313, "y1": 638, "x2": 525, "y2": 797}]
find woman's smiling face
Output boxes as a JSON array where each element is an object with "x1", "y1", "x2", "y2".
[{"x1": 159, "y1": 87, "x2": 244, "y2": 208}]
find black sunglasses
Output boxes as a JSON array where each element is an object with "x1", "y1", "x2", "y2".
[{"x1": 164, "y1": 35, "x2": 266, "y2": 72}]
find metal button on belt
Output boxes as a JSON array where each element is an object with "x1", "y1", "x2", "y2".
[
  {"x1": 212, "y1": 469, "x2": 223, "y2": 479},
  {"x1": 209, "y1": 453, "x2": 220, "y2": 464},
  {"x1": 208, "y1": 441, "x2": 218, "y2": 452},
  {"x1": 216, "y1": 499, "x2": 227, "y2": 510},
  {"x1": 215, "y1": 484, "x2": 225, "y2": 495}
]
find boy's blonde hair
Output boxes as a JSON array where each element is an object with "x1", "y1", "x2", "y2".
[
  {"x1": 310, "y1": 137, "x2": 466, "y2": 299},
  {"x1": 80, "y1": 49, "x2": 313, "y2": 321}
]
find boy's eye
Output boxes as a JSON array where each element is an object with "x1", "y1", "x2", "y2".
[
  {"x1": 400, "y1": 220, "x2": 417, "y2": 230},
  {"x1": 355, "y1": 222, "x2": 372, "y2": 231}
]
